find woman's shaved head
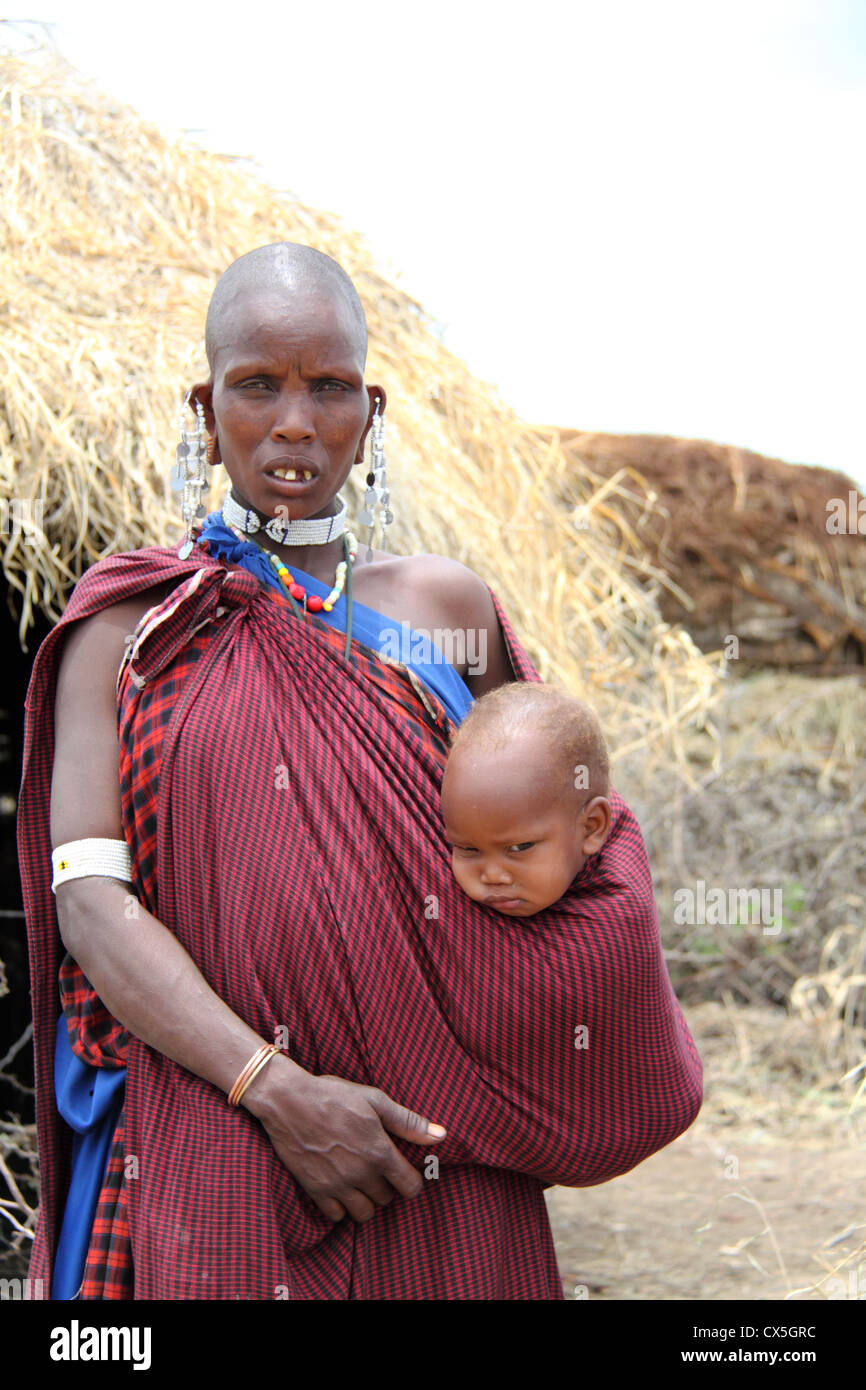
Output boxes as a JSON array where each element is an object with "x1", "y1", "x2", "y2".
[{"x1": 204, "y1": 242, "x2": 368, "y2": 371}]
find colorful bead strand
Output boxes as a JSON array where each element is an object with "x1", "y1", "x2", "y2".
[{"x1": 263, "y1": 533, "x2": 358, "y2": 612}]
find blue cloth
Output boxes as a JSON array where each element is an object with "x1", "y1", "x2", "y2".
[
  {"x1": 52, "y1": 522, "x2": 474, "y2": 1295},
  {"x1": 51, "y1": 1017, "x2": 126, "y2": 1299}
]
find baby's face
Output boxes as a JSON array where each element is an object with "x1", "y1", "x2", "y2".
[{"x1": 440, "y1": 742, "x2": 596, "y2": 917}]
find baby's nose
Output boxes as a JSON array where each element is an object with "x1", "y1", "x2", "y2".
[{"x1": 479, "y1": 860, "x2": 513, "y2": 885}]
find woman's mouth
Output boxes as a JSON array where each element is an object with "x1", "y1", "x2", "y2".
[
  {"x1": 267, "y1": 467, "x2": 315, "y2": 482},
  {"x1": 263, "y1": 466, "x2": 318, "y2": 494}
]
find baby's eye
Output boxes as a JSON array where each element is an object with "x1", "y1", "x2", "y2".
[{"x1": 509, "y1": 842, "x2": 535, "y2": 852}]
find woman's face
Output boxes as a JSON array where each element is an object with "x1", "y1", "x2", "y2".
[{"x1": 197, "y1": 287, "x2": 381, "y2": 521}]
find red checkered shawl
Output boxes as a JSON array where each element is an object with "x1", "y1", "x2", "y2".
[{"x1": 19, "y1": 546, "x2": 702, "y2": 1300}]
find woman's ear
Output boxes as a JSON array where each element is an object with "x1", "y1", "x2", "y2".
[
  {"x1": 356, "y1": 384, "x2": 387, "y2": 463},
  {"x1": 190, "y1": 381, "x2": 215, "y2": 434}
]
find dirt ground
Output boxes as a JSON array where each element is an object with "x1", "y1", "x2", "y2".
[{"x1": 546, "y1": 1003, "x2": 866, "y2": 1301}]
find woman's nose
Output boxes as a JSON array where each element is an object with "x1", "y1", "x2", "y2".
[{"x1": 271, "y1": 390, "x2": 315, "y2": 441}]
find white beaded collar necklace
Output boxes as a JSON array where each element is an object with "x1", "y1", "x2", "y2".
[{"x1": 222, "y1": 489, "x2": 347, "y2": 546}]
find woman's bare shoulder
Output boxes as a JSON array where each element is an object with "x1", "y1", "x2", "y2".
[
  {"x1": 360, "y1": 550, "x2": 491, "y2": 619},
  {"x1": 57, "y1": 581, "x2": 177, "y2": 688},
  {"x1": 380, "y1": 550, "x2": 487, "y2": 588},
  {"x1": 393, "y1": 554, "x2": 515, "y2": 693},
  {"x1": 402, "y1": 552, "x2": 494, "y2": 604}
]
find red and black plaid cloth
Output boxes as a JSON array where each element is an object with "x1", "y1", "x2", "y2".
[{"x1": 19, "y1": 547, "x2": 702, "y2": 1300}]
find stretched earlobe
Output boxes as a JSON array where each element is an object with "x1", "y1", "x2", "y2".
[
  {"x1": 190, "y1": 382, "x2": 215, "y2": 434},
  {"x1": 359, "y1": 394, "x2": 391, "y2": 561},
  {"x1": 367, "y1": 384, "x2": 387, "y2": 419}
]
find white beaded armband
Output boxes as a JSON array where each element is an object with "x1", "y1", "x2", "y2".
[{"x1": 51, "y1": 838, "x2": 133, "y2": 894}]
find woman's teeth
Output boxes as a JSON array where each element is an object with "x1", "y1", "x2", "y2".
[{"x1": 271, "y1": 468, "x2": 313, "y2": 481}]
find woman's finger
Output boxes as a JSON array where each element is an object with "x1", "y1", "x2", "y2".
[
  {"x1": 358, "y1": 1175, "x2": 398, "y2": 1208},
  {"x1": 338, "y1": 1189, "x2": 377, "y2": 1224},
  {"x1": 315, "y1": 1195, "x2": 347, "y2": 1222}
]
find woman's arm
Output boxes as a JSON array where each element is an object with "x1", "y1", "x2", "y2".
[
  {"x1": 52, "y1": 596, "x2": 445, "y2": 1224},
  {"x1": 459, "y1": 570, "x2": 516, "y2": 697}
]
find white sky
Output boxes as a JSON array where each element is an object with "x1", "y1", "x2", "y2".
[{"x1": 10, "y1": 1, "x2": 866, "y2": 483}]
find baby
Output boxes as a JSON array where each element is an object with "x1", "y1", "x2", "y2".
[{"x1": 440, "y1": 683, "x2": 612, "y2": 917}]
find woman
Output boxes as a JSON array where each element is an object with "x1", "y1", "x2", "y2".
[{"x1": 19, "y1": 243, "x2": 702, "y2": 1300}]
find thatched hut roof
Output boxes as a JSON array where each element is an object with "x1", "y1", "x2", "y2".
[{"x1": 0, "y1": 42, "x2": 717, "y2": 766}]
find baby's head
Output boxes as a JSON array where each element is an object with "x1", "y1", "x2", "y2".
[{"x1": 440, "y1": 684, "x2": 612, "y2": 917}]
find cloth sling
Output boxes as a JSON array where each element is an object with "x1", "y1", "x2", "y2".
[{"x1": 18, "y1": 544, "x2": 703, "y2": 1299}]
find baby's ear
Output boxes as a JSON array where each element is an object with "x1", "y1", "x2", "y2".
[{"x1": 582, "y1": 797, "x2": 612, "y2": 855}]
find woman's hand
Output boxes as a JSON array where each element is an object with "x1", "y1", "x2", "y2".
[{"x1": 244, "y1": 1058, "x2": 446, "y2": 1223}]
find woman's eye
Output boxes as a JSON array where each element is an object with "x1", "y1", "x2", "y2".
[{"x1": 318, "y1": 380, "x2": 347, "y2": 392}]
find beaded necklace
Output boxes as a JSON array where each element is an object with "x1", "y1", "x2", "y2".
[{"x1": 222, "y1": 517, "x2": 358, "y2": 661}]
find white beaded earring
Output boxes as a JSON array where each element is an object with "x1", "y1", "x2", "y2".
[
  {"x1": 358, "y1": 397, "x2": 393, "y2": 561},
  {"x1": 170, "y1": 392, "x2": 209, "y2": 558}
]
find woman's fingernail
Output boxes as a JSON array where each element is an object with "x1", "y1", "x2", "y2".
[{"x1": 428, "y1": 1123, "x2": 447, "y2": 1137}]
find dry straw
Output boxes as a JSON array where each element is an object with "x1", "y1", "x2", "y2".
[{"x1": 0, "y1": 39, "x2": 718, "y2": 765}]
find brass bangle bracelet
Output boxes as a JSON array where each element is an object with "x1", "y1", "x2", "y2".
[
  {"x1": 234, "y1": 1046, "x2": 280, "y2": 1106},
  {"x1": 227, "y1": 1044, "x2": 270, "y2": 1106},
  {"x1": 227, "y1": 1043, "x2": 278, "y2": 1107}
]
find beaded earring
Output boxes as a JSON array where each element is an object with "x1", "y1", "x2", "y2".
[
  {"x1": 170, "y1": 391, "x2": 209, "y2": 558},
  {"x1": 358, "y1": 396, "x2": 393, "y2": 561}
]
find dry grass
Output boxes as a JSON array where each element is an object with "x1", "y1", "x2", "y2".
[
  {"x1": 620, "y1": 674, "x2": 866, "y2": 999},
  {"x1": 614, "y1": 671, "x2": 866, "y2": 1137},
  {"x1": 0, "y1": 1116, "x2": 37, "y2": 1259},
  {"x1": 690, "y1": 999, "x2": 865, "y2": 1142},
  {"x1": 0, "y1": 36, "x2": 717, "y2": 767}
]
